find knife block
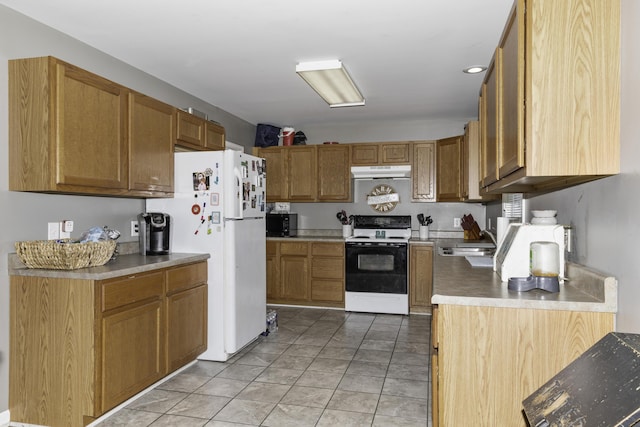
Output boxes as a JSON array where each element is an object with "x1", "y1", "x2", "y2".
[{"x1": 463, "y1": 222, "x2": 482, "y2": 240}]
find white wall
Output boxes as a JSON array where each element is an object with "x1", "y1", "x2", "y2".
[
  {"x1": 527, "y1": 0, "x2": 639, "y2": 331},
  {"x1": 0, "y1": 6, "x2": 255, "y2": 413},
  {"x1": 291, "y1": 178, "x2": 485, "y2": 234}
]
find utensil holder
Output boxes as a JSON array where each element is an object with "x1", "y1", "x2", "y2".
[
  {"x1": 342, "y1": 224, "x2": 352, "y2": 238},
  {"x1": 419, "y1": 225, "x2": 429, "y2": 240}
]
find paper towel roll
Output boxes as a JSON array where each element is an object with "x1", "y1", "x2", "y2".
[{"x1": 497, "y1": 217, "x2": 510, "y2": 247}]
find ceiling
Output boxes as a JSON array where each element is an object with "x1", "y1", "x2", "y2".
[{"x1": 0, "y1": 0, "x2": 514, "y2": 128}]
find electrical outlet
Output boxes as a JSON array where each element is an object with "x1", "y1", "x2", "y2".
[
  {"x1": 453, "y1": 217, "x2": 461, "y2": 228},
  {"x1": 48, "y1": 222, "x2": 59, "y2": 240},
  {"x1": 59, "y1": 220, "x2": 73, "y2": 239},
  {"x1": 131, "y1": 221, "x2": 139, "y2": 237}
]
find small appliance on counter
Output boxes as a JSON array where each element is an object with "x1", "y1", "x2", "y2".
[
  {"x1": 266, "y1": 212, "x2": 298, "y2": 237},
  {"x1": 138, "y1": 212, "x2": 171, "y2": 255},
  {"x1": 494, "y1": 223, "x2": 566, "y2": 285}
]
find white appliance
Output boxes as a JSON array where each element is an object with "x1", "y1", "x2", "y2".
[
  {"x1": 350, "y1": 165, "x2": 411, "y2": 179},
  {"x1": 345, "y1": 215, "x2": 411, "y2": 315},
  {"x1": 494, "y1": 223, "x2": 566, "y2": 283},
  {"x1": 147, "y1": 150, "x2": 267, "y2": 361}
]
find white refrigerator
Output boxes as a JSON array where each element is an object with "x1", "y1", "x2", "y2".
[{"x1": 147, "y1": 149, "x2": 267, "y2": 361}]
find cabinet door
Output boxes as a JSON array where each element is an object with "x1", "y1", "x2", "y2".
[
  {"x1": 436, "y1": 136, "x2": 463, "y2": 201},
  {"x1": 280, "y1": 256, "x2": 309, "y2": 301},
  {"x1": 381, "y1": 143, "x2": 411, "y2": 164},
  {"x1": 350, "y1": 144, "x2": 379, "y2": 165},
  {"x1": 176, "y1": 110, "x2": 205, "y2": 149},
  {"x1": 259, "y1": 148, "x2": 288, "y2": 201},
  {"x1": 205, "y1": 121, "x2": 226, "y2": 151},
  {"x1": 101, "y1": 300, "x2": 164, "y2": 412},
  {"x1": 166, "y1": 285, "x2": 207, "y2": 372},
  {"x1": 129, "y1": 92, "x2": 175, "y2": 195},
  {"x1": 288, "y1": 146, "x2": 317, "y2": 201},
  {"x1": 317, "y1": 145, "x2": 351, "y2": 201},
  {"x1": 412, "y1": 141, "x2": 436, "y2": 202},
  {"x1": 481, "y1": 57, "x2": 499, "y2": 187},
  {"x1": 266, "y1": 241, "x2": 280, "y2": 301},
  {"x1": 498, "y1": 2, "x2": 525, "y2": 179},
  {"x1": 55, "y1": 60, "x2": 128, "y2": 191},
  {"x1": 409, "y1": 245, "x2": 433, "y2": 311}
]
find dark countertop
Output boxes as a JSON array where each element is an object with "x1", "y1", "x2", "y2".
[{"x1": 8, "y1": 252, "x2": 210, "y2": 280}]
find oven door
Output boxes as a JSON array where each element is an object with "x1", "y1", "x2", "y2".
[{"x1": 345, "y1": 241, "x2": 408, "y2": 294}]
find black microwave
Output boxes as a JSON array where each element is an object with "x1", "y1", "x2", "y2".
[{"x1": 266, "y1": 213, "x2": 298, "y2": 237}]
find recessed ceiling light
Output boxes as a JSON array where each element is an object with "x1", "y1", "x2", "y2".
[{"x1": 463, "y1": 66, "x2": 487, "y2": 74}]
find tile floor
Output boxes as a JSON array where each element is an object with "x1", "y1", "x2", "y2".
[{"x1": 95, "y1": 306, "x2": 432, "y2": 427}]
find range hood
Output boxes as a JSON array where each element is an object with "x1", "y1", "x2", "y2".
[{"x1": 351, "y1": 165, "x2": 411, "y2": 179}]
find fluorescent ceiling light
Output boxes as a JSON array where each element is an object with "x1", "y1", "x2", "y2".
[{"x1": 296, "y1": 60, "x2": 365, "y2": 108}]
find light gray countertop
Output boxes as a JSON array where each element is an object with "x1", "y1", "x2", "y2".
[
  {"x1": 431, "y1": 240, "x2": 617, "y2": 313},
  {"x1": 8, "y1": 252, "x2": 210, "y2": 280}
]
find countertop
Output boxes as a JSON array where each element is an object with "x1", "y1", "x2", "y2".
[
  {"x1": 8, "y1": 252, "x2": 210, "y2": 280},
  {"x1": 432, "y1": 240, "x2": 617, "y2": 313}
]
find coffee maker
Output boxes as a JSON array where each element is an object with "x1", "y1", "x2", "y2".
[{"x1": 138, "y1": 212, "x2": 171, "y2": 255}]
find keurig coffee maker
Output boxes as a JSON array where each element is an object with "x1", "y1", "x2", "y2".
[{"x1": 138, "y1": 212, "x2": 171, "y2": 255}]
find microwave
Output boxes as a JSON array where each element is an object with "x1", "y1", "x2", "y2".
[{"x1": 266, "y1": 213, "x2": 298, "y2": 237}]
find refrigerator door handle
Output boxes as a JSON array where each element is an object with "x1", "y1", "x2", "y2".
[{"x1": 231, "y1": 164, "x2": 243, "y2": 219}]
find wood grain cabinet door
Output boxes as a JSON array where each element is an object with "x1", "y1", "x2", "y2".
[
  {"x1": 436, "y1": 136, "x2": 463, "y2": 202},
  {"x1": 259, "y1": 148, "x2": 288, "y2": 201},
  {"x1": 381, "y1": 142, "x2": 411, "y2": 164},
  {"x1": 166, "y1": 285, "x2": 207, "y2": 372},
  {"x1": 100, "y1": 299, "x2": 164, "y2": 412},
  {"x1": 317, "y1": 145, "x2": 351, "y2": 201},
  {"x1": 409, "y1": 245, "x2": 433, "y2": 311},
  {"x1": 288, "y1": 146, "x2": 317, "y2": 201},
  {"x1": 205, "y1": 121, "x2": 226, "y2": 150},
  {"x1": 412, "y1": 141, "x2": 436, "y2": 202},
  {"x1": 129, "y1": 91, "x2": 175, "y2": 196},
  {"x1": 55, "y1": 60, "x2": 129, "y2": 191},
  {"x1": 176, "y1": 110, "x2": 206, "y2": 149},
  {"x1": 350, "y1": 144, "x2": 379, "y2": 165}
]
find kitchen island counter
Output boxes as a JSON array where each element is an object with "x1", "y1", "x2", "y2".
[
  {"x1": 8, "y1": 251, "x2": 210, "y2": 280},
  {"x1": 432, "y1": 240, "x2": 617, "y2": 313}
]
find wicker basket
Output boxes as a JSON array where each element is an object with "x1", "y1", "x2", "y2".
[{"x1": 15, "y1": 240, "x2": 117, "y2": 270}]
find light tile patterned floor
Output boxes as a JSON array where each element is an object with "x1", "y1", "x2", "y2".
[{"x1": 95, "y1": 306, "x2": 432, "y2": 426}]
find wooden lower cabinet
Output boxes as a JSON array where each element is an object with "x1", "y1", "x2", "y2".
[
  {"x1": 432, "y1": 304, "x2": 614, "y2": 426},
  {"x1": 409, "y1": 244, "x2": 433, "y2": 313},
  {"x1": 266, "y1": 240, "x2": 344, "y2": 307},
  {"x1": 9, "y1": 261, "x2": 207, "y2": 427}
]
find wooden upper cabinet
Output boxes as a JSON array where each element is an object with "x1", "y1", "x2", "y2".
[
  {"x1": 317, "y1": 145, "x2": 351, "y2": 201},
  {"x1": 350, "y1": 144, "x2": 379, "y2": 165},
  {"x1": 176, "y1": 110, "x2": 226, "y2": 152},
  {"x1": 9, "y1": 56, "x2": 129, "y2": 194},
  {"x1": 463, "y1": 121, "x2": 497, "y2": 202},
  {"x1": 412, "y1": 141, "x2": 436, "y2": 202},
  {"x1": 129, "y1": 92, "x2": 175, "y2": 196},
  {"x1": 481, "y1": 57, "x2": 499, "y2": 187},
  {"x1": 436, "y1": 136, "x2": 463, "y2": 201},
  {"x1": 498, "y1": 3, "x2": 524, "y2": 179},
  {"x1": 205, "y1": 121, "x2": 226, "y2": 150},
  {"x1": 481, "y1": 0, "x2": 620, "y2": 194},
  {"x1": 9, "y1": 56, "x2": 176, "y2": 198},
  {"x1": 381, "y1": 143, "x2": 411, "y2": 164},
  {"x1": 351, "y1": 142, "x2": 411, "y2": 165},
  {"x1": 288, "y1": 146, "x2": 317, "y2": 201},
  {"x1": 176, "y1": 110, "x2": 206, "y2": 149},
  {"x1": 258, "y1": 147, "x2": 288, "y2": 201}
]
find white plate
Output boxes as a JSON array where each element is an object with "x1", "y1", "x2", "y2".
[
  {"x1": 531, "y1": 210, "x2": 557, "y2": 218},
  {"x1": 531, "y1": 217, "x2": 558, "y2": 225}
]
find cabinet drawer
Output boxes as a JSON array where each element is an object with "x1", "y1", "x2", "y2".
[
  {"x1": 312, "y1": 257, "x2": 344, "y2": 279},
  {"x1": 312, "y1": 242, "x2": 344, "y2": 257},
  {"x1": 166, "y1": 262, "x2": 207, "y2": 294},
  {"x1": 101, "y1": 271, "x2": 164, "y2": 312},
  {"x1": 311, "y1": 280, "x2": 344, "y2": 302},
  {"x1": 280, "y1": 241, "x2": 308, "y2": 255}
]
